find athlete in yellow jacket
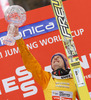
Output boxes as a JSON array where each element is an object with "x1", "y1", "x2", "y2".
[{"x1": 14, "y1": 28, "x2": 79, "y2": 100}]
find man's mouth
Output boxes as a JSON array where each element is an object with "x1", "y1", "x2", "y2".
[{"x1": 54, "y1": 61, "x2": 59, "y2": 63}]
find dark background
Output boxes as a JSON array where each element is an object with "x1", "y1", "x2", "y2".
[{"x1": 9, "y1": 0, "x2": 66, "y2": 11}]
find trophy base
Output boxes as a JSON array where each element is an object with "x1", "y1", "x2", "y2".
[{"x1": 2, "y1": 36, "x2": 15, "y2": 46}]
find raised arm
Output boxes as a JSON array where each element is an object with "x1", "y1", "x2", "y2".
[{"x1": 14, "y1": 28, "x2": 51, "y2": 90}]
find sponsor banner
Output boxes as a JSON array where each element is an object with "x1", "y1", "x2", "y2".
[
  {"x1": 0, "y1": 0, "x2": 91, "y2": 100},
  {"x1": 0, "y1": 18, "x2": 58, "y2": 47}
]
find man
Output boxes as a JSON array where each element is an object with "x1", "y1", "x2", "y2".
[{"x1": 14, "y1": 27, "x2": 79, "y2": 100}]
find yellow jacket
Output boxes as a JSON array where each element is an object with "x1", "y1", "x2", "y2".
[{"x1": 16, "y1": 38, "x2": 79, "y2": 100}]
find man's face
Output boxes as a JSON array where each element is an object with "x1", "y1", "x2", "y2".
[{"x1": 51, "y1": 55, "x2": 65, "y2": 71}]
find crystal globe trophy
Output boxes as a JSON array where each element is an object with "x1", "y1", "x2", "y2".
[{"x1": 3, "y1": 5, "x2": 26, "y2": 46}]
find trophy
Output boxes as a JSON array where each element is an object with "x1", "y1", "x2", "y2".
[{"x1": 2, "y1": 5, "x2": 26, "y2": 46}]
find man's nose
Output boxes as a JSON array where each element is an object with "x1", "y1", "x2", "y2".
[{"x1": 54, "y1": 56, "x2": 57, "y2": 60}]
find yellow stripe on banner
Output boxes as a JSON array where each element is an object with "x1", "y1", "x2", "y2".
[{"x1": 50, "y1": 0, "x2": 91, "y2": 99}]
